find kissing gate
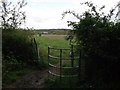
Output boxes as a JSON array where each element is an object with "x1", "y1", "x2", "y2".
[{"x1": 48, "y1": 45, "x2": 81, "y2": 82}]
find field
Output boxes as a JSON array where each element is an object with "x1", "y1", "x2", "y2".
[
  {"x1": 36, "y1": 35, "x2": 71, "y2": 65},
  {"x1": 36, "y1": 35, "x2": 70, "y2": 49},
  {"x1": 36, "y1": 34, "x2": 80, "y2": 88},
  {"x1": 36, "y1": 34, "x2": 79, "y2": 66}
]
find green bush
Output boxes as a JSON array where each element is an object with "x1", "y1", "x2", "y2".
[
  {"x1": 63, "y1": 1, "x2": 120, "y2": 87},
  {"x1": 2, "y1": 29, "x2": 38, "y2": 65}
]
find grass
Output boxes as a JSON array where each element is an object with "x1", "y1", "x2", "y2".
[
  {"x1": 2, "y1": 66, "x2": 38, "y2": 87},
  {"x1": 35, "y1": 35, "x2": 71, "y2": 65},
  {"x1": 2, "y1": 29, "x2": 40, "y2": 87},
  {"x1": 36, "y1": 34, "x2": 79, "y2": 65},
  {"x1": 35, "y1": 34, "x2": 80, "y2": 88},
  {"x1": 45, "y1": 76, "x2": 80, "y2": 88},
  {"x1": 36, "y1": 35, "x2": 70, "y2": 49},
  {"x1": 3, "y1": 34, "x2": 80, "y2": 88}
]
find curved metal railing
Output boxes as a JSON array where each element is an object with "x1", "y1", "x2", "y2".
[{"x1": 48, "y1": 45, "x2": 81, "y2": 81}]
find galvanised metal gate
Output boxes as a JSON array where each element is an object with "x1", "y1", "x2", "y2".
[{"x1": 48, "y1": 45, "x2": 81, "y2": 81}]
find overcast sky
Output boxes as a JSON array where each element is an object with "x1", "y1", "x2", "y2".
[{"x1": 1, "y1": 0, "x2": 120, "y2": 29}]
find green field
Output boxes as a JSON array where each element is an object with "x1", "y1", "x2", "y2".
[
  {"x1": 36, "y1": 34, "x2": 79, "y2": 65},
  {"x1": 36, "y1": 35, "x2": 70, "y2": 49},
  {"x1": 36, "y1": 34, "x2": 80, "y2": 88},
  {"x1": 36, "y1": 35, "x2": 71, "y2": 65},
  {"x1": 36, "y1": 34, "x2": 79, "y2": 66}
]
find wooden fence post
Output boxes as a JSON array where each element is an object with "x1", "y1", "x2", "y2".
[{"x1": 34, "y1": 38, "x2": 40, "y2": 62}]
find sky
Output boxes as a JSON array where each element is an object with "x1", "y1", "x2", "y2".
[{"x1": 0, "y1": 0, "x2": 120, "y2": 29}]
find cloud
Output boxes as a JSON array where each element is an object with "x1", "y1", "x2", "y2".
[{"x1": 8, "y1": 0, "x2": 120, "y2": 29}]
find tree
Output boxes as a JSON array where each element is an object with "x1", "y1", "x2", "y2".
[
  {"x1": 62, "y1": 1, "x2": 120, "y2": 59},
  {"x1": 62, "y1": 1, "x2": 120, "y2": 87},
  {"x1": 0, "y1": 0, "x2": 27, "y2": 29}
]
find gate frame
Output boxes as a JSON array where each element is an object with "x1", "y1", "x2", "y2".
[{"x1": 48, "y1": 45, "x2": 81, "y2": 81}]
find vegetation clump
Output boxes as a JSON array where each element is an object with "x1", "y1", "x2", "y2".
[
  {"x1": 1, "y1": 0, "x2": 41, "y2": 86},
  {"x1": 62, "y1": 1, "x2": 120, "y2": 88}
]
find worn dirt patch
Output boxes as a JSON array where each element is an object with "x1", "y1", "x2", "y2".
[
  {"x1": 3, "y1": 63, "x2": 60, "y2": 88},
  {"x1": 4, "y1": 69, "x2": 48, "y2": 88}
]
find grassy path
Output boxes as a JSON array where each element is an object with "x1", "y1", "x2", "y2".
[
  {"x1": 3, "y1": 35, "x2": 74, "y2": 88},
  {"x1": 5, "y1": 68, "x2": 49, "y2": 88},
  {"x1": 4, "y1": 63, "x2": 61, "y2": 88}
]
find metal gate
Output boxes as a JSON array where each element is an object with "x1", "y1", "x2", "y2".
[{"x1": 48, "y1": 45, "x2": 81, "y2": 81}]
